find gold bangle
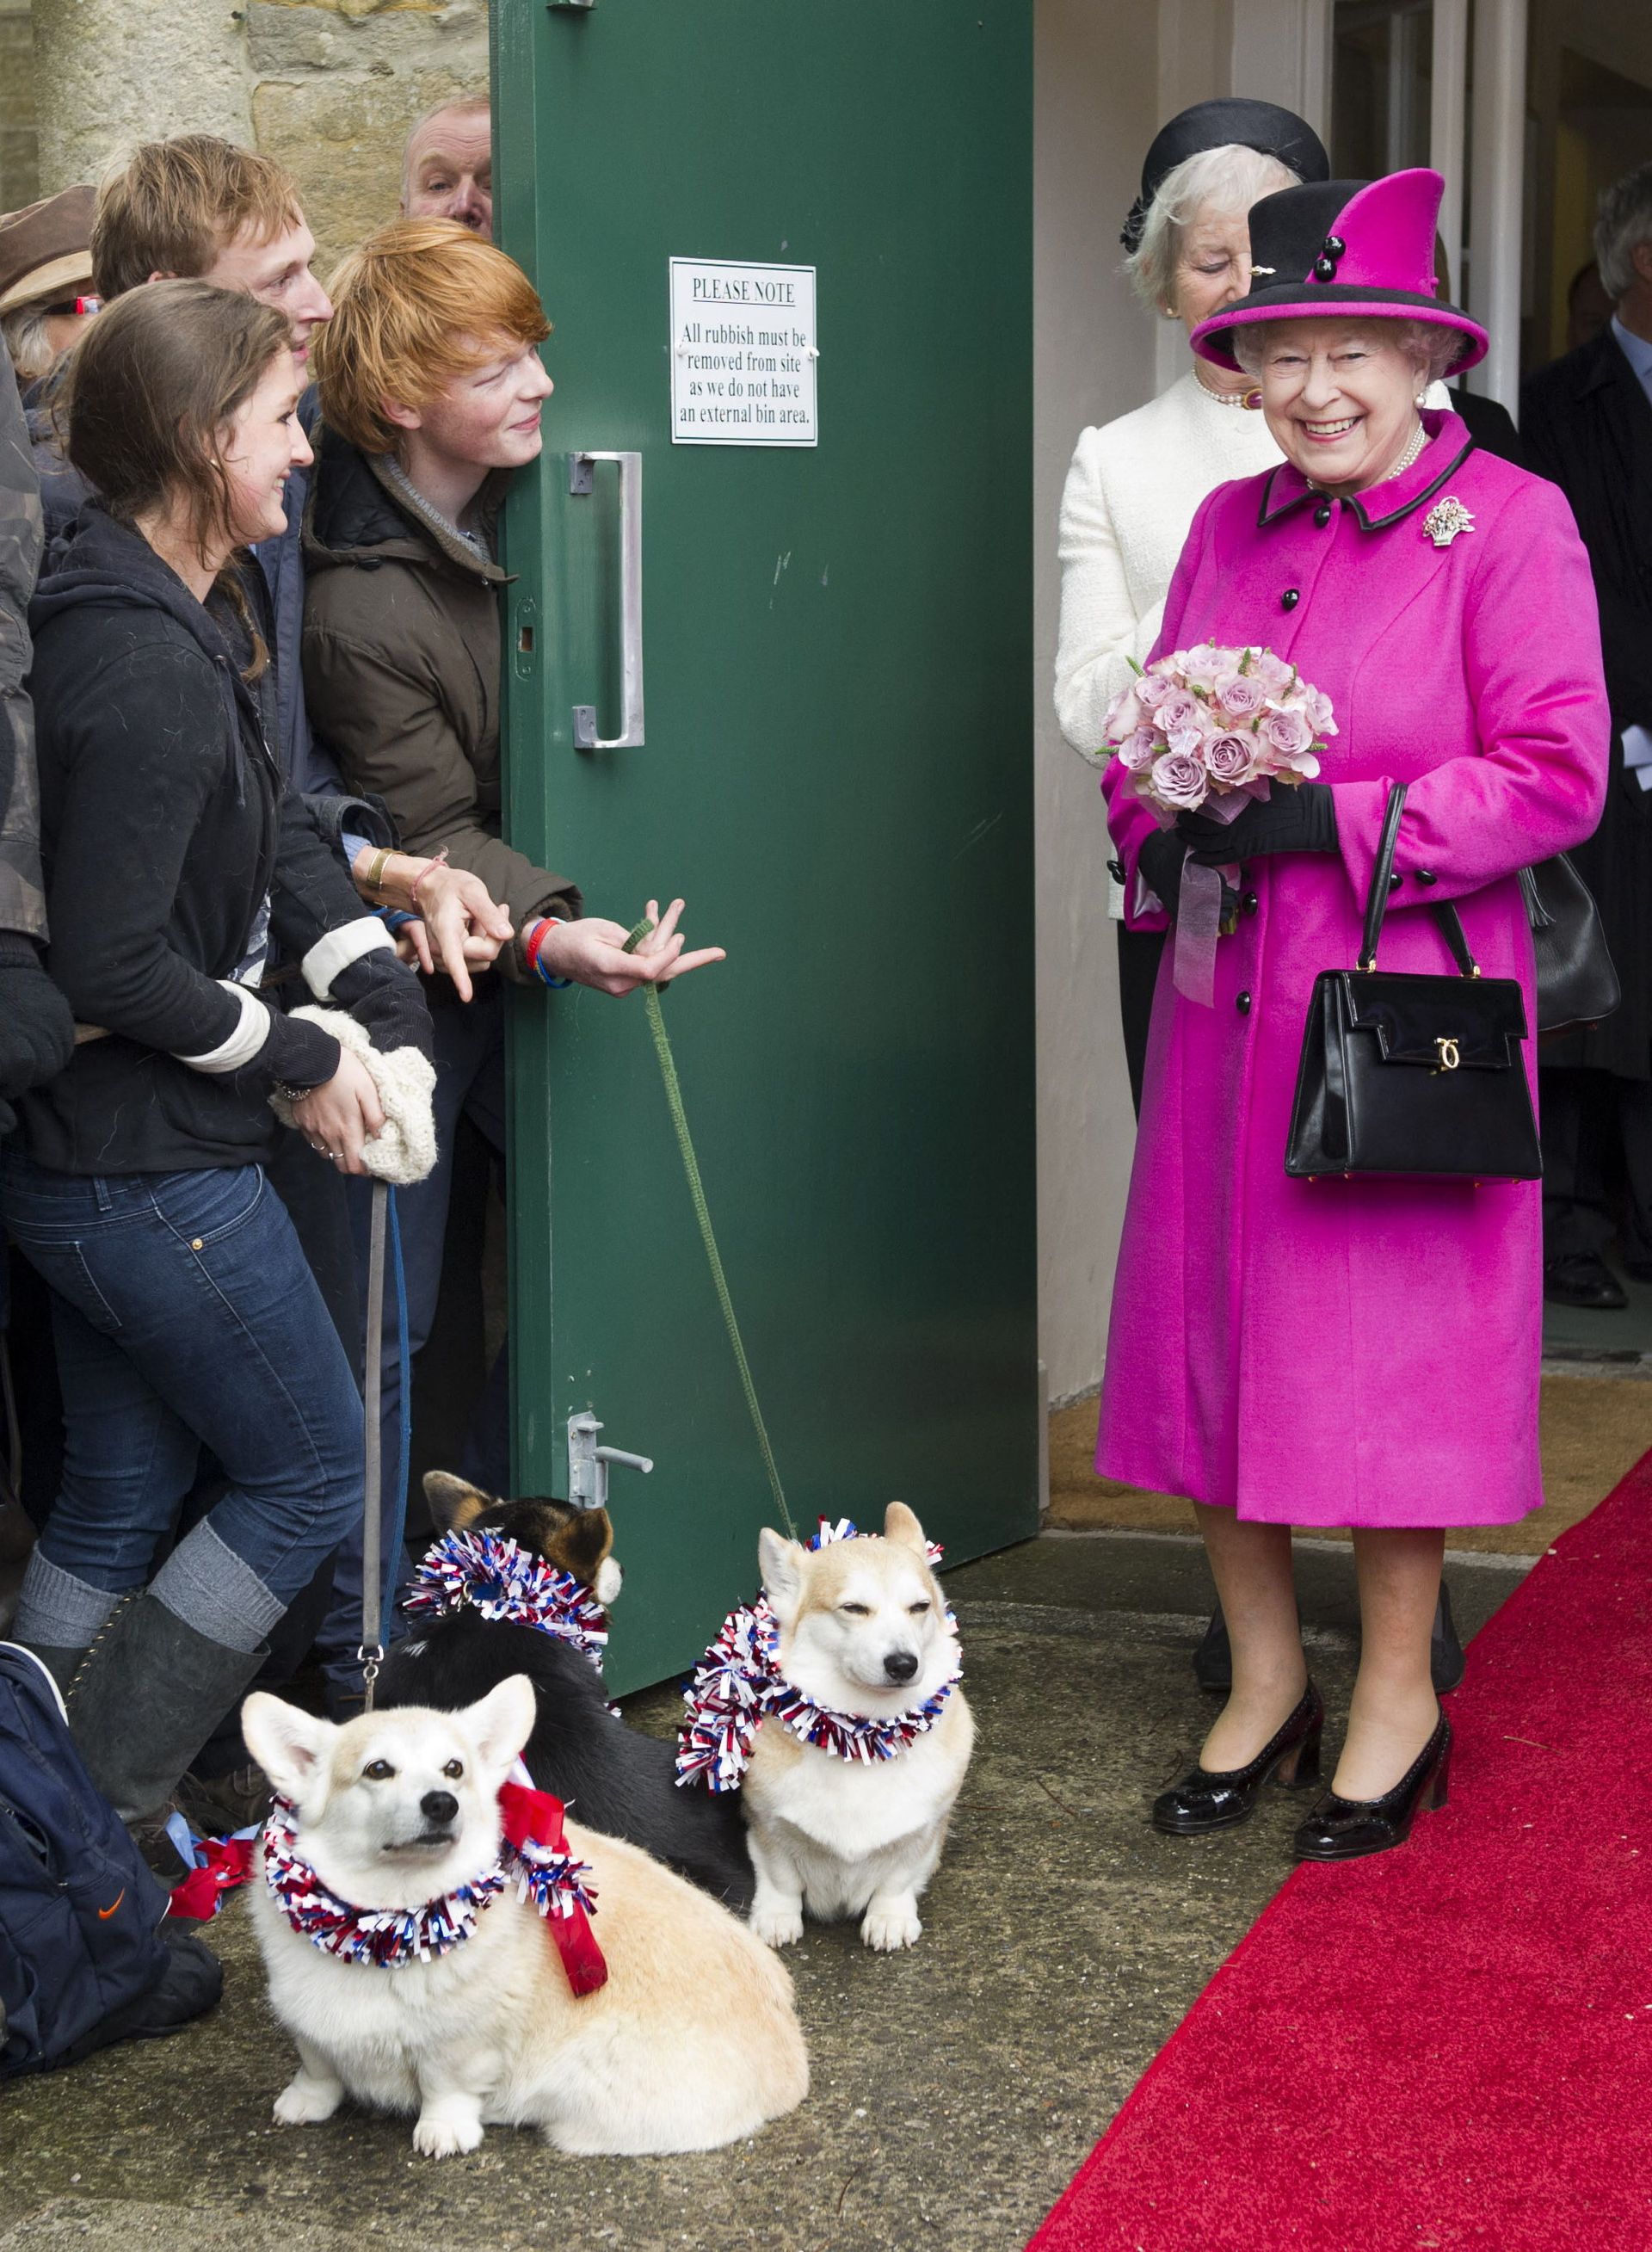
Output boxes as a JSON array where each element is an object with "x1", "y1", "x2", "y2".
[{"x1": 361, "y1": 847, "x2": 392, "y2": 900}]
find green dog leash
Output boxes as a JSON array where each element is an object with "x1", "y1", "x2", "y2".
[{"x1": 623, "y1": 920, "x2": 798, "y2": 1542}]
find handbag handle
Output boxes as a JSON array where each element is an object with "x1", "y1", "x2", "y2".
[{"x1": 1359, "y1": 782, "x2": 1478, "y2": 978}]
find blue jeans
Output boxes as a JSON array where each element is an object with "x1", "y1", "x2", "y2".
[
  {"x1": 316, "y1": 986, "x2": 509, "y2": 1694},
  {"x1": 0, "y1": 1153, "x2": 361, "y2": 1625}
]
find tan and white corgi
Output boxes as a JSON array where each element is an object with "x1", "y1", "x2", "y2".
[
  {"x1": 243, "y1": 1678, "x2": 807, "y2": 2158},
  {"x1": 742, "y1": 1503, "x2": 973, "y2": 1952}
]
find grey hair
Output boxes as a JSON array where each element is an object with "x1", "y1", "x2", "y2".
[
  {"x1": 1594, "y1": 161, "x2": 1652, "y2": 303},
  {"x1": 399, "y1": 91, "x2": 490, "y2": 204},
  {"x1": 1230, "y1": 316, "x2": 1466, "y2": 385},
  {"x1": 1125, "y1": 144, "x2": 1300, "y2": 316},
  {"x1": 1, "y1": 305, "x2": 55, "y2": 386}
]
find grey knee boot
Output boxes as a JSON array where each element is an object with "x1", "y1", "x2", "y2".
[{"x1": 66, "y1": 1592, "x2": 267, "y2": 1859}]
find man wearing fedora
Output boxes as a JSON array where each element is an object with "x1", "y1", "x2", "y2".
[
  {"x1": 0, "y1": 188, "x2": 98, "y2": 394},
  {"x1": 1523, "y1": 162, "x2": 1652, "y2": 1311}
]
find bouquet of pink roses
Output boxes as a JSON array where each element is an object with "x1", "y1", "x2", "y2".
[{"x1": 1103, "y1": 642, "x2": 1335, "y2": 818}]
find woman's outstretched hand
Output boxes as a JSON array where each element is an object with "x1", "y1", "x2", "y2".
[
  {"x1": 292, "y1": 1047, "x2": 385, "y2": 1175},
  {"x1": 536, "y1": 898, "x2": 725, "y2": 998},
  {"x1": 400, "y1": 867, "x2": 514, "y2": 1001}
]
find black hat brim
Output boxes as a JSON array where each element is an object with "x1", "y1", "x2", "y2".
[{"x1": 1191, "y1": 283, "x2": 1488, "y2": 373}]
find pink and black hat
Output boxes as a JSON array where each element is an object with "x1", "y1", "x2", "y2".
[{"x1": 1190, "y1": 167, "x2": 1488, "y2": 374}]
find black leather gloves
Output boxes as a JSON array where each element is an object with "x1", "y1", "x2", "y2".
[
  {"x1": 1137, "y1": 830, "x2": 1188, "y2": 920},
  {"x1": 1176, "y1": 780, "x2": 1337, "y2": 865},
  {"x1": 0, "y1": 933, "x2": 75, "y2": 1132},
  {"x1": 1136, "y1": 831, "x2": 1237, "y2": 927},
  {"x1": 328, "y1": 947, "x2": 435, "y2": 1064}
]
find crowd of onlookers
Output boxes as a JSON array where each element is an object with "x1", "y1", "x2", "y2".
[{"x1": 0, "y1": 102, "x2": 719, "y2": 1873}]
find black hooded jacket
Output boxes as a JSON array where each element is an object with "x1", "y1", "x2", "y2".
[{"x1": 19, "y1": 503, "x2": 371, "y2": 1174}]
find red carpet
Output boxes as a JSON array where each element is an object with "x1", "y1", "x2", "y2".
[{"x1": 1031, "y1": 1457, "x2": 1652, "y2": 2251}]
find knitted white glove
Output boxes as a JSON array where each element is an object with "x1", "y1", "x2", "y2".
[{"x1": 267, "y1": 1006, "x2": 438, "y2": 1187}]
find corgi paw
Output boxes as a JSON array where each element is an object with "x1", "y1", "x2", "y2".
[
  {"x1": 860, "y1": 1900, "x2": 922, "y2": 1952},
  {"x1": 749, "y1": 1902, "x2": 804, "y2": 1948},
  {"x1": 274, "y1": 2073, "x2": 342, "y2": 2127},
  {"x1": 413, "y1": 2111, "x2": 484, "y2": 2159}
]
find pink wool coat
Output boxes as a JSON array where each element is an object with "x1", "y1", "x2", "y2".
[{"x1": 1097, "y1": 411, "x2": 1609, "y2": 1527}]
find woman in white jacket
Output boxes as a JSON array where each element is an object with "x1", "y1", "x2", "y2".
[{"x1": 1055, "y1": 101, "x2": 1328, "y2": 1110}]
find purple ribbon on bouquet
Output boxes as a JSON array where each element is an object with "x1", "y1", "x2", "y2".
[{"x1": 1164, "y1": 785, "x2": 1258, "y2": 1008}]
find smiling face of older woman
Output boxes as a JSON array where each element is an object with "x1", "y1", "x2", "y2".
[{"x1": 1243, "y1": 318, "x2": 1426, "y2": 497}]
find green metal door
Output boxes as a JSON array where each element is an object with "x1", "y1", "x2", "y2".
[{"x1": 494, "y1": 0, "x2": 1036, "y2": 1694}]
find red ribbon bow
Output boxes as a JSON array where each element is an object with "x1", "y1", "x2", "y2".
[{"x1": 498, "y1": 1779, "x2": 608, "y2": 1996}]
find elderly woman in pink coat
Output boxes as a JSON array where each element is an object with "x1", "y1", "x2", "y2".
[{"x1": 1100, "y1": 168, "x2": 1609, "y2": 1861}]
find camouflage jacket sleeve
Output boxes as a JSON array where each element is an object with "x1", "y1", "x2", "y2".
[{"x1": 0, "y1": 342, "x2": 45, "y2": 940}]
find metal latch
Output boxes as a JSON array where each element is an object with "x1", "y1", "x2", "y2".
[{"x1": 567, "y1": 1410, "x2": 653, "y2": 1512}]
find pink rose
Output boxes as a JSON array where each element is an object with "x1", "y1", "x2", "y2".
[
  {"x1": 1203, "y1": 733, "x2": 1256, "y2": 786},
  {"x1": 1248, "y1": 650, "x2": 1295, "y2": 697},
  {"x1": 1214, "y1": 673, "x2": 1267, "y2": 721},
  {"x1": 1260, "y1": 705, "x2": 1315, "y2": 761},
  {"x1": 1156, "y1": 690, "x2": 1200, "y2": 736},
  {"x1": 1299, "y1": 685, "x2": 1336, "y2": 736},
  {"x1": 1134, "y1": 671, "x2": 1174, "y2": 712},
  {"x1": 1180, "y1": 643, "x2": 1227, "y2": 688},
  {"x1": 1103, "y1": 686, "x2": 1143, "y2": 743},
  {"x1": 1149, "y1": 750, "x2": 1208, "y2": 811},
  {"x1": 1117, "y1": 725, "x2": 1159, "y2": 772}
]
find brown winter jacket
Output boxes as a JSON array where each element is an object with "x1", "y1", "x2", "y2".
[{"x1": 300, "y1": 429, "x2": 579, "y2": 980}]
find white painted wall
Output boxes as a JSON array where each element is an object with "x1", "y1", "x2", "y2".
[{"x1": 1032, "y1": 0, "x2": 1159, "y2": 1406}]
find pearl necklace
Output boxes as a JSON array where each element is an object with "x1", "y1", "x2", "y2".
[
  {"x1": 1308, "y1": 417, "x2": 1430, "y2": 499},
  {"x1": 1194, "y1": 369, "x2": 1263, "y2": 411}
]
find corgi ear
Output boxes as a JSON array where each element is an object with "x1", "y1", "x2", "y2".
[
  {"x1": 242, "y1": 1692, "x2": 334, "y2": 1809},
  {"x1": 424, "y1": 1470, "x2": 493, "y2": 1532},
  {"x1": 466, "y1": 1675, "x2": 538, "y2": 1777},
  {"x1": 884, "y1": 1501, "x2": 928, "y2": 1555},
  {"x1": 758, "y1": 1527, "x2": 806, "y2": 1620}
]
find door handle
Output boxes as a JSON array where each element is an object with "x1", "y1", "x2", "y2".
[
  {"x1": 567, "y1": 1410, "x2": 654, "y2": 1512},
  {"x1": 568, "y1": 450, "x2": 644, "y2": 749}
]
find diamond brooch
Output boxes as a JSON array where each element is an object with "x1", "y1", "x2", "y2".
[{"x1": 1423, "y1": 497, "x2": 1475, "y2": 548}]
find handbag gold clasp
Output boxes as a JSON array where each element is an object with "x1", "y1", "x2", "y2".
[{"x1": 1434, "y1": 1036, "x2": 1461, "y2": 1071}]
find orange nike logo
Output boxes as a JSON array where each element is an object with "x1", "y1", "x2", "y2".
[{"x1": 97, "y1": 1889, "x2": 126, "y2": 1919}]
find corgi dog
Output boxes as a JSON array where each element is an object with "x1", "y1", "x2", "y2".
[
  {"x1": 377, "y1": 1474, "x2": 753, "y2": 1908},
  {"x1": 742, "y1": 1503, "x2": 973, "y2": 1952},
  {"x1": 242, "y1": 1679, "x2": 807, "y2": 2158}
]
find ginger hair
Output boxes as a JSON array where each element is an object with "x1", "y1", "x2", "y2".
[{"x1": 314, "y1": 218, "x2": 550, "y2": 457}]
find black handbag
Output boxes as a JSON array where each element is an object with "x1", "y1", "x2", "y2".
[
  {"x1": 1285, "y1": 784, "x2": 1541, "y2": 1182},
  {"x1": 1518, "y1": 855, "x2": 1620, "y2": 1036}
]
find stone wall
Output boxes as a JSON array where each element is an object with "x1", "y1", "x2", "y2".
[
  {"x1": 23, "y1": 0, "x2": 489, "y2": 277},
  {"x1": 0, "y1": 0, "x2": 39, "y2": 215},
  {"x1": 248, "y1": 0, "x2": 490, "y2": 275}
]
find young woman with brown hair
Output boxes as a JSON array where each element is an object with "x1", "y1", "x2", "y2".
[{"x1": 2, "y1": 280, "x2": 432, "y2": 1865}]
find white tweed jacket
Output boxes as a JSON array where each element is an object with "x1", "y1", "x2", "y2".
[{"x1": 1054, "y1": 367, "x2": 1284, "y2": 767}]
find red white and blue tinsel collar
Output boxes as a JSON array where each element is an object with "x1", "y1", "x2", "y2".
[
  {"x1": 675, "y1": 1517, "x2": 960, "y2": 1794},
  {"x1": 262, "y1": 1779, "x2": 607, "y2": 1991},
  {"x1": 404, "y1": 1528, "x2": 608, "y2": 1672}
]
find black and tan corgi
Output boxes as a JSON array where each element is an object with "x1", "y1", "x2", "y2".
[{"x1": 374, "y1": 1473, "x2": 753, "y2": 1909}]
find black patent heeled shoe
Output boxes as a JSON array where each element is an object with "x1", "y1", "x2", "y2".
[
  {"x1": 1152, "y1": 1681, "x2": 1324, "y2": 1836},
  {"x1": 1292, "y1": 1711, "x2": 1452, "y2": 1863}
]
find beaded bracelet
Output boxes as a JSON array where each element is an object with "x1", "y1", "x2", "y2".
[{"x1": 524, "y1": 916, "x2": 571, "y2": 990}]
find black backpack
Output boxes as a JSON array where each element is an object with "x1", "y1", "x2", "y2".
[{"x1": 0, "y1": 1642, "x2": 211, "y2": 2076}]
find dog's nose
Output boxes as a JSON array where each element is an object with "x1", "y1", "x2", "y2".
[
  {"x1": 883, "y1": 1650, "x2": 919, "y2": 1685},
  {"x1": 421, "y1": 1790, "x2": 459, "y2": 1825}
]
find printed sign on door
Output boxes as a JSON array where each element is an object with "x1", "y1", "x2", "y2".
[{"x1": 669, "y1": 259, "x2": 817, "y2": 447}]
